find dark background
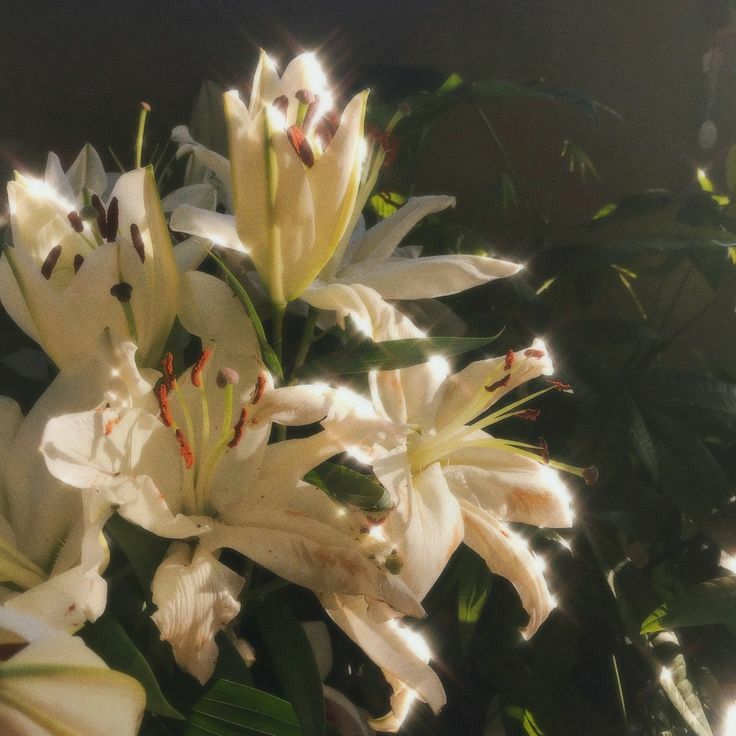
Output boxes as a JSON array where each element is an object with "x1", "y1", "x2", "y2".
[{"x1": 1, "y1": 0, "x2": 733, "y2": 219}]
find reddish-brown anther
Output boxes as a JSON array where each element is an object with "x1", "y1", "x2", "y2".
[
  {"x1": 90, "y1": 194, "x2": 107, "y2": 238},
  {"x1": 105, "y1": 197, "x2": 119, "y2": 243},
  {"x1": 272, "y1": 94, "x2": 289, "y2": 117},
  {"x1": 67, "y1": 211, "x2": 84, "y2": 233},
  {"x1": 162, "y1": 353, "x2": 177, "y2": 390},
  {"x1": 73, "y1": 254, "x2": 84, "y2": 274},
  {"x1": 517, "y1": 408, "x2": 541, "y2": 421},
  {"x1": 251, "y1": 373, "x2": 267, "y2": 404},
  {"x1": 302, "y1": 96, "x2": 320, "y2": 132},
  {"x1": 524, "y1": 348, "x2": 545, "y2": 359},
  {"x1": 539, "y1": 437, "x2": 550, "y2": 464},
  {"x1": 228, "y1": 408, "x2": 248, "y2": 448},
  {"x1": 583, "y1": 466, "x2": 599, "y2": 485},
  {"x1": 548, "y1": 380, "x2": 572, "y2": 392},
  {"x1": 190, "y1": 349, "x2": 212, "y2": 387},
  {"x1": 175, "y1": 429, "x2": 194, "y2": 469},
  {"x1": 41, "y1": 245, "x2": 62, "y2": 280},
  {"x1": 485, "y1": 374, "x2": 511, "y2": 392},
  {"x1": 504, "y1": 349, "x2": 515, "y2": 372},
  {"x1": 129, "y1": 223, "x2": 146, "y2": 263},
  {"x1": 315, "y1": 110, "x2": 339, "y2": 147},
  {"x1": 155, "y1": 384, "x2": 174, "y2": 427},
  {"x1": 286, "y1": 125, "x2": 315, "y2": 168},
  {"x1": 104, "y1": 416, "x2": 120, "y2": 436}
]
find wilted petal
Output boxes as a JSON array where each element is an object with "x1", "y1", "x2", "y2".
[
  {"x1": 460, "y1": 500, "x2": 555, "y2": 638},
  {"x1": 350, "y1": 195, "x2": 455, "y2": 264},
  {"x1": 337, "y1": 253, "x2": 522, "y2": 300},
  {"x1": 0, "y1": 608, "x2": 145, "y2": 736},
  {"x1": 151, "y1": 543, "x2": 244, "y2": 684}
]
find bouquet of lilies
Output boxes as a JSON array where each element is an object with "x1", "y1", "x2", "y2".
[{"x1": 0, "y1": 51, "x2": 593, "y2": 735}]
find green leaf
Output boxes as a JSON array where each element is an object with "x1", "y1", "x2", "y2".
[
  {"x1": 106, "y1": 514, "x2": 168, "y2": 596},
  {"x1": 457, "y1": 550, "x2": 493, "y2": 653},
  {"x1": 305, "y1": 462, "x2": 393, "y2": 513},
  {"x1": 258, "y1": 596, "x2": 325, "y2": 736},
  {"x1": 81, "y1": 613, "x2": 183, "y2": 720},
  {"x1": 206, "y1": 247, "x2": 283, "y2": 379},
  {"x1": 642, "y1": 577, "x2": 736, "y2": 632},
  {"x1": 505, "y1": 706, "x2": 546, "y2": 736},
  {"x1": 186, "y1": 679, "x2": 301, "y2": 736},
  {"x1": 368, "y1": 191, "x2": 406, "y2": 219},
  {"x1": 296, "y1": 333, "x2": 502, "y2": 378}
]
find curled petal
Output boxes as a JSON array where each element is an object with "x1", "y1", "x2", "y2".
[
  {"x1": 460, "y1": 501, "x2": 555, "y2": 638},
  {"x1": 151, "y1": 543, "x2": 244, "y2": 684}
]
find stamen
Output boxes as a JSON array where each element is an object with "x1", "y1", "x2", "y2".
[
  {"x1": 504, "y1": 349, "x2": 515, "y2": 371},
  {"x1": 315, "y1": 110, "x2": 339, "y2": 147},
  {"x1": 295, "y1": 89, "x2": 316, "y2": 105},
  {"x1": 105, "y1": 197, "x2": 119, "y2": 242},
  {"x1": 67, "y1": 211, "x2": 84, "y2": 233},
  {"x1": 216, "y1": 367, "x2": 240, "y2": 388},
  {"x1": 110, "y1": 282, "x2": 133, "y2": 302},
  {"x1": 384, "y1": 550, "x2": 404, "y2": 575},
  {"x1": 191, "y1": 349, "x2": 213, "y2": 387},
  {"x1": 91, "y1": 194, "x2": 107, "y2": 238},
  {"x1": 516, "y1": 408, "x2": 541, "y2": 421},
  {"x1": 524, "y1": 348, "x2": 545, "y2": 359},
  {"x1": 485, "y1": 374, "x2": 511, "y2": 392},
  {"x1": 548, "y1": 379, "x2": 572, "y2": 393},
  {"x1": 539, "y1": 437, "x2": 550, "y2": 464},
  {"x1": 73, "y1": 254, "x2": 84, "y2": 274},
  {"x1": 286, "y1": 125, "x2": 315, "y2": 167},
  {"x1": 272, "y1": 95, "x2": 289, "y2": 118},
  {"x1": 40, "y1": 245, "x2": 62, "y2": 280},
  {"x1": 175, "y1": 429, "x2": 195, "y2": 469},
  {"x1": 228, "y1": 407, "x2": 248, "y2": 448},
  {"x1": 104, "y1": 416, "x2": 120, "y2": 436},
  {"x1": 583, "y1": 466, "x2": 599, "y2": 485},
  {"x1": 155, "y1": 384, "x2": 174, "y2": 427},
  {"x1": 251, "y1": 372, "x2": 267, "y2": 404},
  {"x1": 162, "y1": 353, "x2": 177, "y2": 390},
  {"x1": 295, "y1": 89, "x2": 315, "y2": 128},
  {"x1": 129, "y1": 223, "x2": 146, "y2": 263},
  {"x1": 302, "y1": 95, "x2": 320, "y2": 132}
]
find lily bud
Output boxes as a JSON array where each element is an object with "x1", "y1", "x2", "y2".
[{"x1": 224, "y1": 50, "x2": 367, "y2": 304}]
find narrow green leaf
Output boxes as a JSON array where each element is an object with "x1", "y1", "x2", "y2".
[
  {"x1": 305, "y1": 462, "x2": 393, "y2": 512},
  {"x1": 105, "y1": 514, "x2": 168, "y2": 596},
  {"x1": 206, "y1": 247, "x2": 283, "y2": 379},
  {"x1": 258, "y1": 596, "x2": 325, "y2": 736},
  {"x1": 186, "y1": 679, "x2": 301, "y2": 736},
  {"x1": 457, "y1": 551, "x2": 493, "y2": 653},
  {"x1": 297, "y1": 333, "x2": 502, "y2": 378},
  {"x1": 81, "y1": 613, "x2": 183, "y2": 720},
  {"x1": 642, "y1": 577, "x2": 736, "y2": 632}
]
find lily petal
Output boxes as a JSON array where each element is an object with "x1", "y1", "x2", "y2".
[
  {"x1": 170, "y1": 204, "x2": 243, "y2": 252},
  {"x1": 151, "y1": 543, "x2": 244, "y2": 684}
]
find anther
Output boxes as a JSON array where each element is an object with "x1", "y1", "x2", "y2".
[
  {"x1": 302, "y1": 96, "x2": 320, "y2": 132},
  {"x1": 385, "y1": 550, "x2": 404, "y2": 575},
  {"x1": 295, "y1": 89, "x2": 316, "y2": 106},
  {"x1": 73, "y1": 254, "x2": 84, "y2": 274},
  {"x1": 161, "y1": 353, "x2": 177, "y2": 390},
  {"x1": 504, "y1": 349, "x2": 515, "y2": 372},
  {"x1": 129, "y1": 223, "x2": 146, "y2": 263},
  {"x1": 105, "y1": 197, "x2": 119, "y2": 242},
  {"x1": 272, "y1": 95, "x2": 289, "y2": 118},
  {"x1": 67, "y1": 211, "x2": 84, "y2": 233},
  {"x1": 516, "y1": 408, "x2": 541, "y2": 421},
  {"x1": 228, "y1": 408, "x2": 248, "y2": 448},
  {"x1": 216, "y1": 367, "x2": 240, "y2": 388},
  {"x1": 90, "y1": 194, "x2": 107, "y2": 238},
  {"x1": 41, "y1": 245, "x2": 62, "y2": 280},
  {"x1": 485, "y1": 374, "x2": 511, "y2": 392},
  {"x1": 524, "y1": 348, "x2": 545, "y2": 359},
  {"x1": 583, "y1": 465, "x2": 599, "y2": 485},
  {"x1": 175, "y1": 429, "x2": 195, "y2": 469},
  {"x1": 538, "y1": 437, "x2": 550, "y2": 464},
  {"x1": 110, "y1": 282, "x2": 133, "y2": 302},
  {"x1": 251, "y1": 372, "x2": 267, "y2": 404},
  {"x1": 191, "y1": 349, "x2": 212, "y2": 387},
  {"x1": 548, "y1": 380, "x2": 572, "y2": 392},
  {"x1": 286, "y1": 125, "x2": 315, "y2": 168},
  {"x1": 315, "y1": 111, "x2": 339, "y2": 147},
  {"x1": 104, "y1": 416, "x2": 120, "y2": 436},
  {"x1": 155, "y1": 384, "x2": 174, "y2": 427}
]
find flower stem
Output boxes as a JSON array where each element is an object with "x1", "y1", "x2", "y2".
[
  {"x1": 290, "y1": 307, "x2": 318, "y2": 382},
  {"x1": 270, "y1": 302, "x2": 286, "y2": 377}
]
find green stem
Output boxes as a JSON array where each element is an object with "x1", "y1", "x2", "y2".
[
  {"x1": 290, "y1": 307, "x2": 318, "y2": 382},
  {"x1": 134, "y1": 102, "x2": 151, "y2": 169},
  {"x1": 270, "y1": 302, "x2": 286, "y2": 377}
]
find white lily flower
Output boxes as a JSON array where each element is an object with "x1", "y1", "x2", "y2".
[
  {"x1": 0, "y1": 607, "x2": 145, "y2": 735},
  {"x1": 0, "y1": 165, "x2": 179, "y2": 369},
  {"x1": 312, "y1": 287, "x2": 584, "y2": 729},
  {"x1": 221, "y1": 50, "x2": 367, "y2": 305},
  {"x1": 41, "y1": 272, "x2": 422, "y2": 683}
]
